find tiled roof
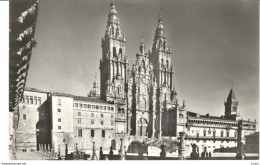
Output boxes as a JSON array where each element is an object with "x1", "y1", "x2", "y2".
[
  {"x1": 24, "y1": 87, "x2": 49, "y2": 93},
  {"x1": 73, "y1": 96, "x2": 111, "y2": 104}
]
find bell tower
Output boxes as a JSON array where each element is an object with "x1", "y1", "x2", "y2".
[
  {"x1": 100, "y1": 0, "x2": 128, "y2": 103},
  {"x1": 149, "y1": 10, "x2": 174, "y2": 90}
]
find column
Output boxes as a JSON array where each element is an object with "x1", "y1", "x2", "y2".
[
  {"x1": 178, "y1": 132, "x2": 186, "y2": 160},
  {"x1": 152, "y1": 111, "x2": 156, "y2": 137},
  {"x1": 158, "y1": 111, "x2": 162, "y2": 138},
  {"x1": 110, "y1": 61, "x2": 112, "y2": 81},
  {"x1": 128, "y1": 111, "x2": 132, "y2": 135},
  {"x1": 91, "y1": 142, "x2": 98, "y2": 160},
  {"x1": 236, "y1": 120, "x2": 245, "y2": 159},
  {"x1": 119, "y1": 138, "x2": 125, "y2": 160}
]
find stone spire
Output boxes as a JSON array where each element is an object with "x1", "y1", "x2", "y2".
[
  {"x1": 139, "y1": 35, "x2": 145, "y2": 55},
  {"x1": 105, "y1": 0, "x2": 124, "y2": 40},
  {"x1": 227, "y1": 88, "x2": 236, "y2": 102},
  {"x1": 152, "y1": 9, "x2": 168, "y2": 52}
]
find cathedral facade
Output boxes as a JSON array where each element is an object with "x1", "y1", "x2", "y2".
[{"x1": 99, "y1": 0, "x2": 179, "y2": 139}]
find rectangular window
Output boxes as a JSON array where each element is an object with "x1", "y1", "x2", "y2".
[
  {"x1": 100, "y1": 106, "x2": 103, "y2": 110},
  {"x1": 101, "y1": 114, "x2": 104, "y2": 118},
  {"x1": 221, "y1": 131, "x2": 224, "y2": 137},
  {"x1": 111, "y1": 121, "x2": 114, "y2": 126},
  {"x1": 58, "y1": 109, "x2": 61, "y2": 112},
  {"x1": 38, "y1": 98, "x2": 41, "y2": 104},
  {"x1": 78, "y1": 112, "x2": 81, "y2": 116},
  {"x1": 30, "y1": 97, "x2": 33, "y2": 104},
  {"x1": 78, "y1": 118, "x2": 81, "y2": 124},
  {"x1": 96, "y1": 105, "x2": 99, "y2": 109},
  {"x1": 84, "y1": 104, "x2": 87, "y2": 108},
  {"x1": 91, "y1": 113, "x2": 94, "y2": 117},
  {"x1": 108, "y1": 106, "x2": 110, "y2": 110},
  {"x1": 23, "y1": 106, "x2": 25, "y2": 109},
  {"x1": 102, "y1": 130, "x2": 105, "y2": 137},
  {"x1": 26, "y1": 96, "x2": 29, "y2": 103},
  {"x1": 101, "y1": 121, "x2": 104, "y2": 125},
  {"x1": 58, "y1": 126, "x2": 61, "y2": 129},
  {"x1": 91, "y1": 120, "x2": 94, "y2": 124},
  {"x1": 91, "y1": 129, "x2": 94, "y2": 137},
  {"x1": 79, "y1": 103, "x2": 82, "y2": 108},
  {"x1": 111, "y1": 107, "x2": 114, "y2": 111},
  {"x1": 22, "y1": 97, "x2": 25, "y2": 103},
  {"x1": 23, "y1": 114, "x2": 26, "y2": 120},
  {"x1": 75, "y1": 103, "x2": 78, "y2": 107},
  {"x1": 58, "y1": 118, "x2": 61, "y2": 122},
  {"x1": 58, "y1": 99, "x2": 61, "y2": 105},
  {"x1": 88, "y1": 105, "x2": 91, "y2": 109},
  {"x1": 78, "y1": 128, "x2": 82, "y2": 137},
  {"x1": 104, "y1": 106, "x2": 106, "y2": 110},
  {"x1": 92, "y1": 105, "x2": 95, "y2": 109},
  {"x1": 227, "y1": 132, "x2": 229, "y2": 137},
  {"x1": 111, "y1": 114, "x2": 114, "y2": 118},
  {"x1": 34, "y1": 97, "x2": 37, "y2": 104}
]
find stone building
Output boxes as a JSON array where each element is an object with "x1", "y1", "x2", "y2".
[
  {"x1": 184, "y1": 89, "x2": 257, "y2": 154},
  {"x1": 12, "y1": 0, "x2": 258, "y2": 156}
]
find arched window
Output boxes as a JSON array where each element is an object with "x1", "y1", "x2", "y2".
[
  {"x1": 113, "y1": 47, "x2": 117, "y2": 57},
  {"x1": 118, "y1": 85, "x2": 121, "y2": 94},
  {"x1": 136, "y1": 118, "x2": 148, "y2": 136}
]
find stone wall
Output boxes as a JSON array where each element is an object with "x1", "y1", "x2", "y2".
[{"x1": 15, "y1": 90, "x2": 48, "y2": 150}]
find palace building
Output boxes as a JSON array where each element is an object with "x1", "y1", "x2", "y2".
[{"x1": 12, "y1": 0, "x2": 257, "y2": 155}]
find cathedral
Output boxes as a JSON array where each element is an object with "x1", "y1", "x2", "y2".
[
  {"x1": 12, "y1": 0, "x2": 257, "y2": 156},
  {"x1": 99, "y1": 0, "x2": 178, "y2": 139}
]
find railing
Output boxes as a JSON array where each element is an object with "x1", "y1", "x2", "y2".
[{"x1": 186, "y1": 135, "x2": 237, "y2": 140}]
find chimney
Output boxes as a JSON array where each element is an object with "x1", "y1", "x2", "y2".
[{"x1": 206, "y1": 114, "x2": 209, "y2": 117}]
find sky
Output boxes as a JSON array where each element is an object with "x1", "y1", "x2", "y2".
[{"x1": 26, "y1": 0, "x2": 259, "y2": 126}]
